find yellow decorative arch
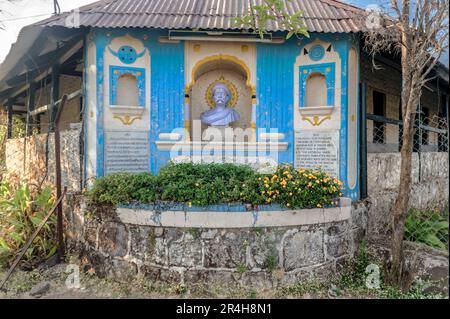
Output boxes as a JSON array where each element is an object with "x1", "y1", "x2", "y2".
[{"x1": 187, "y1": 54, "x2": 256, "y2": 94}]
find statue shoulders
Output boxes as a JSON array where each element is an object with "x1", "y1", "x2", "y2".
[{"x1": 201, "y1": 106, "x2": 239, "y2": 126}]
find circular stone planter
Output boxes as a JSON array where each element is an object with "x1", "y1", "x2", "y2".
[{"x1": 74, "y1": 197, "x2": 369, "y2": 289}]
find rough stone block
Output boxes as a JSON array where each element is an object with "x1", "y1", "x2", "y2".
[
  {"x1": 168, "y1": 237, "x2": 202, "y2": 267},
  {"x1": 283, "y1": 231, "x2": 324, "y2": 271},
  {"x1": 110, "y1": 259, "x2": 138, "y2": 282},
  {"x1": 326, "y1": 234, "x2": 350, "y2": 259},
  {"x1": 129, "y1": 226, "x2": 148, "y2": 260},
  {"x1": 98, "y1": 222, "x2": 128, "y2": 257},
  {"x1": 204, "y1": 231, "x2": 247, "y2": 268},
  {"x1": 248, "y1": 231, "x2": 281, "y2": 269}
]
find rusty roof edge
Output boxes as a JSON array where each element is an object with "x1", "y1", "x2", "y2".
[{"x1": 0, "y1": 26, "x2": 44, "y2": 91}]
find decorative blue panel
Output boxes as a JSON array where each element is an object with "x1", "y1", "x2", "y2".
[
  {"x1": 257, "y1": 38, "x2": 298, "y2": 164},
  {"x1": 309, "y1": 44, "x2": 325, "y2": 61},
  {"x1": 108, "y1": 45, "x2": 146, "y2": 64},
  {"x1": 299, "y1": 63, "x2": 336, "y2": 108},
  {"x1": 92, "y1": 29, "x2": 185, "y2": 177},
  {"x1": 109, "y1": 65, "x2": 146, "y2": 107}
]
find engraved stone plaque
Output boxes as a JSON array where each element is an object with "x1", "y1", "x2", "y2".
[
  {"x1": 295, "y1": 130, "x2": 339, "y2": 178},
  {"x1": 104, "y1": 131, "x2": 150, "y2": 174}
]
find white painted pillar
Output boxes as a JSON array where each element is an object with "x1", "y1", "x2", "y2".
[
  {"x1": 250, "y1": 88, "x2": 257, "y2": 142},
  {"x1": 184, "y1": 87, "x2": 191, "y2": 141}
]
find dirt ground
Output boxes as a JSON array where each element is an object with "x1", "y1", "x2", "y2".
[
  {"x1": 0, "y1": 257, "x2": 286, "y2": 299},
  {"x1": 0, "y1": 255, "x2": 445, "y2": 300}
]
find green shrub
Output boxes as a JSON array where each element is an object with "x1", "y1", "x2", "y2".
[
  {"x1": 157, "y1": 163, "x2": 255, "y2": 206},
  {"x1": 88, "y1": 172, "x2": 157, "y2": 205},
  {"x1": 88, "y1": 163, "x2": 343, "y2": 209},
  {"x1": 404, "y1": 208, "x2": 449, "y2": 250},
  {"x1": 0, "y1": 181, "x2": 57, "y2": 267},
  {"x1": 241, "y1": 164, "x2": 343, "y2": 208}
]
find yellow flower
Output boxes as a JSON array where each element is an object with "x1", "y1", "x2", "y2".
[
  {"x1": 289, "y1": 192, "x2": 293, "y2": 196},
  {"x1": 195, "y1": 183, "x2": 199, "y2": 187},
  {"x1": 317, "y1": 204, "x2": 322, "y2": 208},
  {"x1": 188, "y1": 202, "x2": 192, "y2": 208},
  {"x1": 308, "y1": 182, "x2": 313, "y2": 187},
  {"x1": 286, "y1": 203, "x2": 290, "y2": 207}
]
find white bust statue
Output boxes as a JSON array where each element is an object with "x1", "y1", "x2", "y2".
[{"x1": 200, "y1": 83, "x2": 240, "y2": 126}]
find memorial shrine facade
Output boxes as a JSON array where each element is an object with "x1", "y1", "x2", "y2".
[{"x1": 83, "y1": 29, "x2": 360, "y2": 200}]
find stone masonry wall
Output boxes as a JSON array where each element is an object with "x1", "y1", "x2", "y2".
[
  {"x1": 367, "y1": 152, "x2": 449, "y2": 235},
  {"x1": 66, "y1": 201, "x2": 369, "y2": 289}
]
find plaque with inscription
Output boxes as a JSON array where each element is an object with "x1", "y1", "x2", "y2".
[
  {"x1": 104, "y1": 131, "x2": 150, "y2": 174},
  {"x1": 295, "y1": 130, "x2": 339, "y2": 178}
]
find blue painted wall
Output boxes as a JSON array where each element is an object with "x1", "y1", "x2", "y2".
[
  {"x1": 257, "y1": 33, "x2": 360, "y2": 199},
  {"x1": 89, "y1": 29, "x2": 359, "y2": 199},
  {"x1": 91, "y1": 28, "x2": 185, "y2": 176}
]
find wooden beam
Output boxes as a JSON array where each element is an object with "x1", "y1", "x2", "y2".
[
  {"x1": 6, "y1": 99, "x2": 13, "y2": 139},
  {"x1": 50, "y1": 64, "x2": 60, "y2": 132},
  {"x1": 26, "y1": 82, "x2": 37, "y2": 136},
  {"x1": 60, "y1": 70, "x2": 83, "y2": 77},
  {"x1": 30, "y1": 88, "x2": 82, "y2": 116},
  {"x1": 0, "y1": 37, "x2": 84, "y2": 103}
]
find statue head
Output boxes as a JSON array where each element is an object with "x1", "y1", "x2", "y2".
[{"x1": 212, "y1": 83, "x2": 231, "y2": 108}]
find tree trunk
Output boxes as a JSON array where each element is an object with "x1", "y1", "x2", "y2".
[
  {"x1": 385, "y1": 116, "x2": 415, "y2": 289},
  {"x1": 385, "y1": 73, "x2": 421, "y2": 290},
  {"x1": 385, "y1": 0, "x2": 417, "y2": 288}
]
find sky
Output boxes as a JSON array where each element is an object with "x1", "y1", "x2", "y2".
[{"x1": 0, "y1": 0, "x2": 446, "y2": 65}]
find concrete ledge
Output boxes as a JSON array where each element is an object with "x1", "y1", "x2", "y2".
[
  {"x1": 154, "y1": 141, "x2": 289, "y2": 152},
  {"x1": 117, "y1": 202, "x2": 351, "y2": 228}
]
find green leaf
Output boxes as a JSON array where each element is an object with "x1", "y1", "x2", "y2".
[
  {"x1": 286, "y1": 31, "x2": 295, "y2": 39},
  {"x1": 424, "y1": 234, "x2": 446, "y2": 249},
  {"x1": 0, "y1": 237, "x2": 10, "y2": 251}
]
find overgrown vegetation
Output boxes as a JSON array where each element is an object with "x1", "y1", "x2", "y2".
[
  {"x1": 0, "y1": 181, "x2": 57, "y2": 268},
  {"x1": 404, "y1": 208, "x2": 449, "y2": 250},
  {"x1": 87, "y1": 163, "x2": 343, "y2": 209},
  {"x1": 280, "y1": 243, "x2": 445, "y2": 299}
]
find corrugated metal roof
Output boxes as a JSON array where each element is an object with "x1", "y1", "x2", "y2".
[{"x1": 34, "y1": 0, "x2": 367, "y2": 33}]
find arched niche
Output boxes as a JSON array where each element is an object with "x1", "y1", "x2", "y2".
[
  {"x1": 188, "y1": 56, "x2": 254, "y2": 140},
  {"x1": 305, "y1": 72, "x2": 327, "y2": 107},
  {"x1": 116, "y1": 73, "x2": 139, "y2": 106}
]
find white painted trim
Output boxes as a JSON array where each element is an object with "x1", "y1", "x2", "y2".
[
  {"x1": 298, "y1": 106, "x2": 335, "y2": 116},
  {"x1": 158, "y1": 133, "x2": 182, "y2": 141},
  {"x1": 259, "y1": 132, "x2": 285, "y2": 140},
  {"x1": 155, "y1": 141, "x2": 289, "y2": 152},
  {"x1": 117, "y1": 202, "x2": 351, "y2": 229}
]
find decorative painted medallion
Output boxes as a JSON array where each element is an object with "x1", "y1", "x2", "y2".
[
  {"x1": 309, "y1": 45, "x2": 325, "y2": 61},
  {"x1": 108, "y1": 45, "x2": 146, "y2": 64},
  {"x1": 205, "y1": 76, "x2": 239, "y2": 108}
]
